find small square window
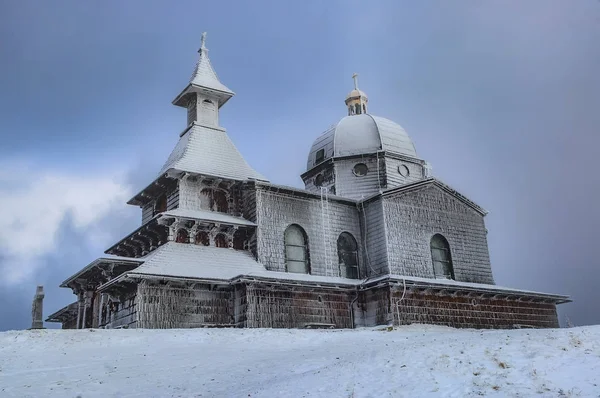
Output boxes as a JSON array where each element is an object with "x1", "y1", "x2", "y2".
[{"x1": 315, "y1": 149, "x2": 325, "y2": 164}]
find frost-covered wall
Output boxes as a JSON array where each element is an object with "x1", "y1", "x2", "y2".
[
  {"x1": 303, "y1": 164, "x2": 335, "y2": 195},
  {"x1": 254, "y1": 185, "x2": 361, "y2": 277},
  {"x1": 383, "y1": 185, "x2": 494, "y2": 284},
  {"x1": 178, "y1": 177, "x2": 241, "y2": 216},
  {"x1": 384, "y1": 156, "x2": 425, "y2": 188},
  {"x1": 244, "y1": 283, "x2": 354, "y2": 328},
  {"x1": 390, "y1": 288, "x2": 559, "y2": 329},
  {"x1": 141, "y1": 184, "x2": 179, "y2": 225},
  {"x1": 136, "y1": 282, "x2": 233, "y2": 328},
  {"x1": 361, "y1": 198, "x2": 389, "y2": 277},
  {"x1": 107, "y1": 292, "x2": 138, "y2": 329},
  {"x1": 334, "y1": 156, "x2": 384, "y2": 200}
]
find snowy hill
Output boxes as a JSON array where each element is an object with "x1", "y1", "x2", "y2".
[{"x1": 1, "y1": 325, "x2": 599, "y2": 397}]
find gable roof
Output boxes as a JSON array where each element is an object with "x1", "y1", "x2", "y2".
[
  {"x1": 159, "y1": 122, "x2": 268, "y2": 182},
  {"x1": 365, "y1": 178, "x2": 488, "y2": 216}
]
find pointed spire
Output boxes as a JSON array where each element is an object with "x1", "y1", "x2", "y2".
[
  {"x1": 173, "y1": 32, "x2": 235, "y2": 109},
  {"x1": 188, "y1": 32, "x2": 233, "y2": 95}
]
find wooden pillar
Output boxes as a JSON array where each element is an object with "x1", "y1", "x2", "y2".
[
  {"x1": 98, "y1": 294, "x2": 105, "y2": 328},
  {"x1": 91, "y1": 292, "x2": 100, "y2": 328},
  {"x1": 76, "y1": 293, "x2": 83, "y2": 329},
  {"x1": 81, "y1": 291, "x2": 93, "y2": 329}
]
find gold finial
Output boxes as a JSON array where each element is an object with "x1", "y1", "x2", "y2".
[{"x1": 352, "y1": 73, "x2": 359, "y2": 90}]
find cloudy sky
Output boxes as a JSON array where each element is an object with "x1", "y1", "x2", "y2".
[{"x1": 1, "y1": 0, "x2": 599, "y2": 330}]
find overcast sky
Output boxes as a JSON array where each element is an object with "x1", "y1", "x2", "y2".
[{"x1": 1, "y1": 0, "x2": 599, "y2": 331}]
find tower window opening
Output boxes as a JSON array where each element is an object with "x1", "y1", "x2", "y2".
[
  {"x1": 354, "y1": 103, "x2": 361, "y2": 115},
  {"x1": 195, "y1": 231, "x2": 210, "y2": 246},
  {"x1": 176, "y1": 229, "x2": 189, "y2": 243},
  {"x1": 315, "y1": 149, "x2": 325, "y2": 164},
  {"x1": 200, "y1": 188, "x2": 229, "y2": 213},
  {"x1": 315, "y1": 174, "x2": 324, "y2": 187},
  {"x1": 215, "y1": 233, "x2": 228, "y2": 248},
  {"x1": 353, "y1": 163, "x2": 368, "y2": 176},
  {"x1": 233, "y1": 229, "x2": 246, "y2": 250}
]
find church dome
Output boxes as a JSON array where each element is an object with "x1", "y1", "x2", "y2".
[{"x1": 306, "y1": 114, "x2": 418, "y2": 171}]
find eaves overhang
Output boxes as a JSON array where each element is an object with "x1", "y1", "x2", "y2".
[{"x1": 172, "y1": 83, "x2": 234, "y2": 109}]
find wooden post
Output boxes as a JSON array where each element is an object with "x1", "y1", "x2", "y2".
[{"x1": 76, "y1": 294, "x2": 82, "y2": 329}]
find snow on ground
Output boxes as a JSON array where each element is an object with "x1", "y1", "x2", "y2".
[{"x1": 1, "y1": 325, "x2": 599, "y2": 397}]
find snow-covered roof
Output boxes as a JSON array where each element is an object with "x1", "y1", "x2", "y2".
[
  {"x1": 172, "y1": 33, "x2": 234, "y2": 109},
  {"x1": 307, "y1": 114, "x2": 418, "y2": 171},
  {"x1": 188, "y1": 35, "x2": 233, "y2": 96},
  {"x1": 60, "y1": 256, "x2": 143, "y2": 288},
  {"x1": 160, "y1": 122, "x2": 268, "y2": 182},
  {"x1": 159, "y1": 208, "x2": 256, "y2": 226},
  {"x1": 45, "y1": 301, "x2": 79, "y2": 323},
  {"x1": 124, "y1": 242, "x2": 267, "y2": 281},
  {"x1": 95, "y1": 242, "x2": 569, "y2": 303}
]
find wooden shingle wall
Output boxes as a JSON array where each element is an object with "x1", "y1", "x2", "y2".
[
  {"x1": 333, "y1": 156, "x2": 385, "y2": 200},
  {"x1": 383, "y1": 185, "x2": 494, "y2": 284},
  {"x1": 136, "y1": 282, "x2": 233, "y2": 328},
  {"x1": 384, "y1": 157, "x2": 425, "y2": 188},
  {"x1": 254, "y1": 187, "x2": 362, "y2": 277},
  {"x1": 244, "y1": 283, "x2": 354, "y2": 329},
  {"x1": 390, "y1": 288, "x2": 559, "y2": 329}
]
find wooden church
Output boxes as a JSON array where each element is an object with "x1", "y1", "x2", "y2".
[{"x1": 47, "y1": 33, "x2": 569, "y2": 330}]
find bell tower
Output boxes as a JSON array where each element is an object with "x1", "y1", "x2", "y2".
[{"x1": 172, "y1": 32, "x2": 235, "y2": 129}]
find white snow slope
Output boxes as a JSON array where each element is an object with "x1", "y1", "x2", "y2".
[{"x1": 1, "y1": 325, "x2": 599, "y2": 397}]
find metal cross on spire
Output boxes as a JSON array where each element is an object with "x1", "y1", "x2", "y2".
[
  {"x1": 352, "y1": 73, "x2": 359, "y2": 90},
  {"x1": 199, "y1": 32, "x2": 208, "y2": 52}
]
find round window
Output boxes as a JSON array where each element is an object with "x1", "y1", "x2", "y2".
[
  {"x1": 353, "y1": 163, "x2": 368, "y2": 176},
  {"x1": 315, "y1": 174, "x2": 324, "y2": 187},
  {"x1": 398, "y1": 164, "x2": 410, "y2": 177}
]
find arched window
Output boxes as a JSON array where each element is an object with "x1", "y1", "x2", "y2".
[
  {"x1": 430, "y1": 234, "x2": 454, "y2": 279},
  {"x1": 195, "y1": 231, "x2": 210, "y2": 246},
  {"x1": 232, "y1": 229, "x2": 246, "y2": 251},
  {"x1": 284, "y1": 224, "x2": 310, "y2": 274},
  {"x1": 337, "y1": 232, "x2": 359, "y2": 279},
  {"x1": 200, "y1": 188, "x2": 229, "y2": 213},
  {"x1": 354, "y1": 103, "x2": 361, "y2": 115},
  {"x1": 176, "y1": 229, "x2": 189, "y2": 243},
  {"x1": 215, "y1": 233, "x2": 228, "y2": 248}
]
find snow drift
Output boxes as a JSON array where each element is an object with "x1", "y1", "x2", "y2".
[{"x1": 0, "y1": 325, "x2": 598, "y2": 397}]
